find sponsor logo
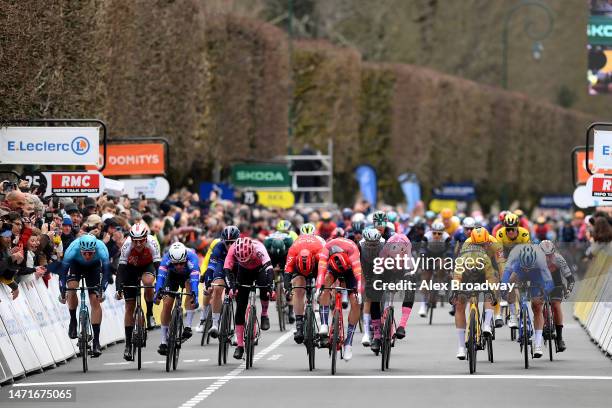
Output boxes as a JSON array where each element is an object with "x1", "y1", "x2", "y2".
[
  {"x1": 6, "y1": 136, "x2": 91, "y2": 155},
  {"x1": 235, "y1": 170, "x2": 285, "y2": 182},
  {"x1": 71, "y1": 136, "x2": 90, "y2": 155}
]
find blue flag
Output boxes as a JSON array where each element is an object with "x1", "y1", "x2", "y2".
[
  {"x1": 355, "y1": 165, "x2": 377, "y2": 207},
  {"x1": 398, "y1": 173, "x2": 421, "y2": 213}
]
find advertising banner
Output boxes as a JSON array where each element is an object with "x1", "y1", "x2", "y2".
[
  {"x1": 231, "y1": 163, "x2": 290, "y2": 188},
  {"x1": 593, "y1": 130, "x2": 612, "y2": 169},
  {"x1": 588, "y1": 5, "x2": 612, "y2": 94},
  {"x1": 87, "y1": 143, "x2": 165, "y2": 176},
  {"x1": 355, "y1": 165, "x2": 377, "y2": 207},
  {"x1": 398, "y1": 173, "x2": 421, "y2": 213},
  {"x1": 256, "y1": 191, "x2": 295, "y2": 209},
  {"x1": 121, "y1": 177, "x2": 170, "y2": 201},
  {"x1": 0, "y1": 126, "x2": 99, "y2": 165},
  {"x1": 41, "y1": 171, "x2": 104, "y2": 197}
]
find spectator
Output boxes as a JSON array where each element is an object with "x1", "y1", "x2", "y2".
[
  {"x1": 0, "y1": 224, "x2": 21, "y2": 299},
  {"x1": 0, "y1": 190, "x2": 27, "y2": 217}
]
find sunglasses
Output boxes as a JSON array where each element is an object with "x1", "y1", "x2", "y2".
[
  {"x1": 432, "y1": 231, "x2": 443, "y2": 236},
  {"x1": 81, "y1": 250, "x2": 95, "y2": 256}
]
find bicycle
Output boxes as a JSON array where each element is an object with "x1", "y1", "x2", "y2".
[
  {"x1": 122, "y1": 285, "x2": 155, "y2": 370},
  {"x1": 463, "y1": 289, "x2": 495, "y2": 374},
  {"x1": 200, "y1": 302, "x2": 213, "y2": 347},
  {"x1": 159, "y1": 289, "x2": 194, "y2": 372},
  {"x1": 543, "y1": 285, "x2": 568, "y2": 361},
  {"x1": 274, "y1": 270, "x2": 288, "y2": 332},
  {"x1": 427, "y1": 268, "x2": 451, "y2": 325},
  {"x1": 514, "y1": 282, "x2": 535, "y2": 369},
  {"x1": 64, "y1": 278, "x2": 98, "y2": 373},
  {"x1": 380, "y1": 291, "x2": 397, "y2": 371},
  {"x1": 239, "y1": 283, "x2": 269, "y2": 369},
  {"x1": 211, "y1": 283, "x2": 234, "y2": 366},
  {"x1": 292, "y1": 282, "x2": 319, "y2": 371},
  {"x1": 322, "y1": 283, "x2": 356, "y2": 375}
]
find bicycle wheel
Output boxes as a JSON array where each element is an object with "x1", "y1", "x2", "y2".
[
  {"x1": 245, "y1": 306, "x2": 255, "y2": 369},
  {"x1": 487, "y1": 332, "x2": 494, "y2": 363},
  {"x1": 545, "y1": 302, "x2": 554, "y2": 362},
  {"x1": 80, "y1": 310, "x2": 89, "y2": 373},
  {"x1": 218, "y1": 304, "x2": 228, "y2": 366},
  {"x1": 521, "y1": 307, "x2": 529, "y2": 369},
  {"x1": 173, "y1": 313, "x2": 183, "y2": 371},
  {"x1": 201, "y1": 307, "x2": 212, "y2": 346},
  {"x1": 166, "y1": 313, "x2": 176, "y2": 372},
  {"x1": 276, "y1": 281, "x2": 286, "y2": 332},
  {"x1": 135, "y1": 306, "x2": 145, "y2": 370},
  {"x1": 382, "y1": 308, "x2": 393, "y2": 371},
  {"x1": 331, "y1": 310, "x2": 340, "y2": 375},
  {"x1": 468, "y1": 309, "x2": 477, "y2": 374},
  {"x1": 305, "y1": 306, "x2": 315, "y2": 371},
  {"x1": 428, "y1": 300, "x2": 434, "y2": 325}
]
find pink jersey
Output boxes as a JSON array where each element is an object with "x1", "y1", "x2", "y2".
[{"x1": 224, "y1": 239, "x2": 270, "y2": 270}]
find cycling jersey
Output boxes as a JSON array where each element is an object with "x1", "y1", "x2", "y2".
[
  {"x1": 224, "y1": 239, "x2": 270, "y2": 271},
  {"x1": 496, "y1": 226, "x2": 531, "y2": 246},
  {"x1": 155, "y1": 249, "x2": 200, "y2": 302},
  {"x1": 316, "y1": 237, "x2": 363, "y2": 293},
  {"x1": 421, "y1": 230, "x2": 451, "y2": 258},
  {"x1": 118, "y1": 235, "x2": 161, "y2": 267},
  {"x1": 438, "y1": 216, "x2": 460, "y2": 235},
  {"x1": 284, "y1": 234, "x2": 325, "y2": 276},
  {"x1": 545, "y1": 252, "x2": 572, "y2": 279},
  {"x1": 200, "y1": 238, "x2": 231, "y2": 284},
  {"x1": 264, "y1": 231, "x2": 294, "y2": 268},
  {"x1": 464, "y1": 235, "x2": 506, "y2": 274},
  {"x1": 60, "y1": 236, "x2": 111, "y2": 289},
  {"x1": 502, "y1": 245, "x2": 553, "y2": 296},
  {"x1": 454, "y1": 246, "x2": 497, "y2": 284}
]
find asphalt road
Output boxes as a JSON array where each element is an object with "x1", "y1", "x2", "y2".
[{"x1": 1, "y1": 301, "x2": 611, "y2": 408}]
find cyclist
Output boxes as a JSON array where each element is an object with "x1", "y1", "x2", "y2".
[
  {"x1": 439, "y1": 208, "x2": 460, "y2": 236},
  {"x1": 115, "y1": 223, "x2": 162, "y2": 361},
  {"x1": 382, "y1": 233, "x2": 414, "y2": 340},
  {"x1": 264, "y1": 230, "x2": 295, "y2": 324},
  {"x1": 359, "y1": 228, "x2": 385, "y2": 351},
  {"x1": 197, "y1": 226, "x2": 240, "y2": 337},
  {"x1": 284, "y1": 233, "x2": 325, "y2": 343},
  {"x1": 224, "y1": 237, "x2": 274, "y2": 360},
  {"x1": 316, "y1": 211, "x2": 337, "y2": 241},
  {"x1": 465, "y1": 227, "x2": 507, "y2": 327},
  {"x1": 373, "y1": 210, "x2": 394, "y2": 240},
  {"x1": 496, "y1": 213, "x2": 531, "y2": 256},
  {"x1": 346, "y1": 220, "x2": 365, "y2": 246},
  {"x1": 387, "y1": 211, "x2": 400, "y2": 233},
  {"x1": 339, "y1": 208, "x2": 353, "y2": 230},
  {"x1": 453, "y1": 217, "x2": 476, "y2": 257},
  {"x1": 59, "y1": 234, "x2": 111, "y2": 358},
  {"x1": 276, "y1": 219, "x2": 298, "y2": 241},
  {"x1": 418, "y1": 221, "x2": 451, "y2": 317},
  {"x1": 502, "y1": 244, "x2": 553, "y2": 358},
  {"x1": 492, "y1": 211, "x2": 509, "y2": 236},
  {"x1": 301, "y1": 222, "x2": 326, "y2": 245},
  {"x1": 154, "y1": 242, "x2": 200, "y2": 356},
  {"x1": 540, "y1": 240, "x2": 575, "y2": 352},
  {"x1": 451, "y1": 245, "x2": 497, "y2": 359},
  {"x1": 316, "y1": 237, "x2": 364, "y2": 361}
]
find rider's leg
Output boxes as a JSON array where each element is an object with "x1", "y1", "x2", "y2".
[
  {"x1": 552, "y1": 299, "x2": 564, "y2": 341},
  {"x1": 89, "y1": 291, "x2": 102, "y2": 345},
  {"x1": 400, "y1": 288, "x2": 415, "y2": 328},
  {"x1": 211, "y1": 278, "x2": 225, "y2": 326},
  {"x1": 370, "y1": 301, "x2": 381, "y2": 340},
  {"x1": 160, "y1": 296, "x2": 174, "y2": 344},
  {"x1": 346, "y1": 292, "x2": 360, "y2": 345},
  {"x1": 184, "y1": 279, "x2": 196, "y2": 328},
  {"x1": 362, "y1": 299, "x2": 371, "y2": 344},
  {"x1": 318, "y1": 273, "x2": 334, "y2": 329},
  {"x1": 454, "y1": 296, "x2": 467, "y2": 352},
  {"x1": 124, "y1": 299, "x2": 136, "y2": 345},
  {"x1": 419, "y1": 270, "x2": 432, "y2": 316},
  {"x1": 531, "y1": 298, "x2": 544, "y2": 347},
  {"x1": 66, "y1": 279, "x2": 79, "y2": 329}
]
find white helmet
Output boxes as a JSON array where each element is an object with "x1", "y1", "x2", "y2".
[
  {"x1": 130, "y1": 223, "x2": 148, "y2": 240},
  {"x1": 539, "y1": 240, "x2": 556, "y2": 255},
  {"x1": 351, "y1": 212, "x2": 366, "y2": 223},
  {"x1": 168, "y1": 242, "x2": 187, "y2": 263},
  {"x1": 431, "y1": 221, "x2": 445, "y2": 232},
  {"x1": 363, "y1": 228, "x2": 382, "y2": 242},
  {"x1": 386, "y1": 221, "x2": 396, "y2": 232},
  {"x1": 462, "y1": 217, "x2": 476, "y2": 229}
]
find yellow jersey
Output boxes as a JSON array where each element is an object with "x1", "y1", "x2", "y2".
[
  {"x1": 464, "y1": 235, "x2": 506, "y2": 274},
  {"x1": 200, "y1": 238, "x2": 220, "y2": 277},
  {"x1": 495, "y1": 227, "x2": 530, "y2": 246}
]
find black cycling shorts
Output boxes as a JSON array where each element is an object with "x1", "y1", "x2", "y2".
[
  {"x1": 121, "y1": 263, "x2": 156, "y2": 300},
  {"x1": 66, "y1": 262, "x2": 102, "y2": 295}
]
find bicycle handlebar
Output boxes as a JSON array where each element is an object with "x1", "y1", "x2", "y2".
[
  {"x1": 159, "y1": 289, "x2": 195, "y2": 297},
  {"x1": 65, "y1": 286, "x2": 100, "y2": 291},
  {"x1": 238, "y1": 284, "x2": 272, "y2": 290},
  {"x1": 321, "y1": 286, "x2": 356, "y2": 293},
  {"x1": 122, "y1": 285, "x2": 155, "y2": 289}
]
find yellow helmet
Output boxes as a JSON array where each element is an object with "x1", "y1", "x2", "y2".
[
  {"x1": 503, "y1": 213, "x2": 519, "y2": 228},
  {"x1": 440, "y1": 208, "x2": 453, "y2": 220},
  {"x1": 470, "y1": 227, "x2": 490, "y2": 244}
]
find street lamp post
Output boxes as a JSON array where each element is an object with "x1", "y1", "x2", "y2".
[{"x1": 501, "y1": 1, "x2": 554, "y2": 89}]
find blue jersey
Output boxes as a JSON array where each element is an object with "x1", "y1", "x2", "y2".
[
  {"x1": 502, "y1": 259, "x2": 554, "y2": 295},
  {"x1": 204, "y1": 240, "x2": 229, "y2": 282},
  {"x1": 60, "y1": 236, "x2": 111, "y2": 289},
  {"x1": 155, "y1": 249, "x2": 200, "y2": 302}
]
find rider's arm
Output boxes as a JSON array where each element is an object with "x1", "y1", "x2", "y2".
[
  {"x1": 58, "y1": 238, "x2": 79, "y2": 291},
  {"x1": 154, "y1": 254, "x2": 170, "y2": 297},
  {"x1": 187, "y1": 251, "x2": 200, "y2": 302},
  {"x1": 97, "y1": 240, "x2": 111, "y2": 290},
  {"x1": 315, "y1": 247, "x2": 330, "y2": 289},
  {"x1": 284, "y1": 244, "x2": 297, "y2": 274}
]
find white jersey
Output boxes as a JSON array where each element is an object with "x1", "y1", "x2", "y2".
[{"x1": 118, "y1": 235, "x2": 161, "y2": 267}]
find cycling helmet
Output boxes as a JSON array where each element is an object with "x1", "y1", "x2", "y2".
[
  {"x1": 342, "y1": 208, "x2": 353, "y2": 219},
  {"x1": 130, "y1": 223, "x2": 148, "y2": 240},
  {"x1": 79, "y1": 234, "x2": 97, "y2": 251},
  {"x1": 431, "y1": 221, "x2": 445, "y2": 232},
  {"x1": 518, "y1": 245, "x2": 537, "y2": 269},
  {"x1": 328, "y1": 246, "x2": 351, "y2": 274},
  {"x1": 168, "y1": 242, "x2": 187, "y2": 263},
  {"x1": 372, "y1": 211, "x2": 387, "y2": 227},
  {"x1": 276, "y1": 220, "x2": 292, "y2": 233},
  {"x1": 540, "y1": 240, "x2": 556, "y2": 255},
  {"x1": 296, "y1": 249, "x2": 314, "y2": 275},
  {"x1": 300, "y1": 223, "x2": 316, "y2": 235},
  {"x1": 425, "y1": 210, "x2": 436, "y2": 220},
  {"x1": 470, "y1": 227, "x2": 490, "y2": 244},
  {"x1": 333, "y1": 227, "x2": 345, "y2": 238},
  {"x1": 387, "y1": 211, "x2": 398, "y2": 223},
  {"x1": 235, "y1": 237, "x2": 254, "y2": 263},
  {"x1": 504, "y1": 213, "x2": 519, "y2": 228},
  {"x1": 363, "y1": 228, "x2": 382, "y2": 242},
  {"x1": 440, "y1": 208, "x2": 453, "y2": 220},
  {"x1": 498, "y1": 211, "x2": 508, "y2": 223},
  {"x1": 386, "y1": 221, "x2": 396, "y2": 232},
  {"x1": 269, "y1": 238, "x2": 287, "y2": 257},
  {"x1": 221, "y1": 225, "x2": 240, "y2": 242},
  {"x1": 351, "y1": 212, "x2": 366, "y2": 223},
  {"x1": 462, "y1": 217, "x2": 476, "y2": 229},
  {"x1": 351, "y1": 220, "x2": 365, "y2": 234}
]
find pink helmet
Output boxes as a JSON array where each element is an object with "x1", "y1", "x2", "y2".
[{"x1": 235, "y1": 237, "x2": 254, "y2": 263}]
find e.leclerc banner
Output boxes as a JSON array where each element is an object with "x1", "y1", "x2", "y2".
[{"x1": 87, "y1": 143, "x2": 165, "y2": 176}]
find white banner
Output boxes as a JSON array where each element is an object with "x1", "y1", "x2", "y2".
[
  {"x1": 122, "y1": 177, "x2": 170, "y2": 201},
  {"x1": 0, "y1": 126, "x2": 99, "y2": 165},
  {"x1": 593, "y1": 129, "x2": 612, "y2": 170}
]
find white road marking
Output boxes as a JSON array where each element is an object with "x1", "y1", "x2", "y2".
[
  {"x1": 177, "y1": 331, "x2": 294, "y2": 408},
  {"x1": 183, "y1": 359, "x2": 195, "y2": 363},
  {"x1": 13, "y1": 374, "x2": 612, "y2": 387},
  {"x1": 198, "y1": 359, "x2": 209, "y2": 362},
  {"x1": 103, "y1": 362, "x2": 131, "y2": 366},
  {"x1": 267, "y1": 354, "x2": 283, "y2": 361}
]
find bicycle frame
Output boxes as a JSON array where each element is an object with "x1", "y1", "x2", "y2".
[
  {"x1": 65, "y1": 277, "x2": 97, "y2": 373},
  {"x1": 293, "y1": 281, "x2": 319, "y2": 371},
  {"x1": 159, "y1": 289, "x2": 193, "y2": 372},
  {"x1": 122, "y1": 285, "x2": 154, "y2": 369},
  {"x1": 240, "y1": 283, "x2": 268, "y2": 369},
  {"x1": 211, "y1": 283, "x2": 234, "y2": 366}
]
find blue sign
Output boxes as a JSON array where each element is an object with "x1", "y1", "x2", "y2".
[
  {"x1": 539, "y1": 195, "x2": 573, "y2": 209},
  {"x1": 398, "y1": 173, "x2": 421, "y2": 213},
  {"x1": 433, "y1": 182, "x2": 476, "y2": 201},
  {"x1": 355, "y1": 165, "x2": 377, "y2": 207},
  {"x1": 199, "y1": 182, "x2": 234, "y2": 201}
]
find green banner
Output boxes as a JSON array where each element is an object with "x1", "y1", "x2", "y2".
[
  {"x1": 231, "y1": 163, "x2": 290, "y2": 188},
  {"x1": 588, "y1": 15, "x2": 612, "y2": 45}
]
